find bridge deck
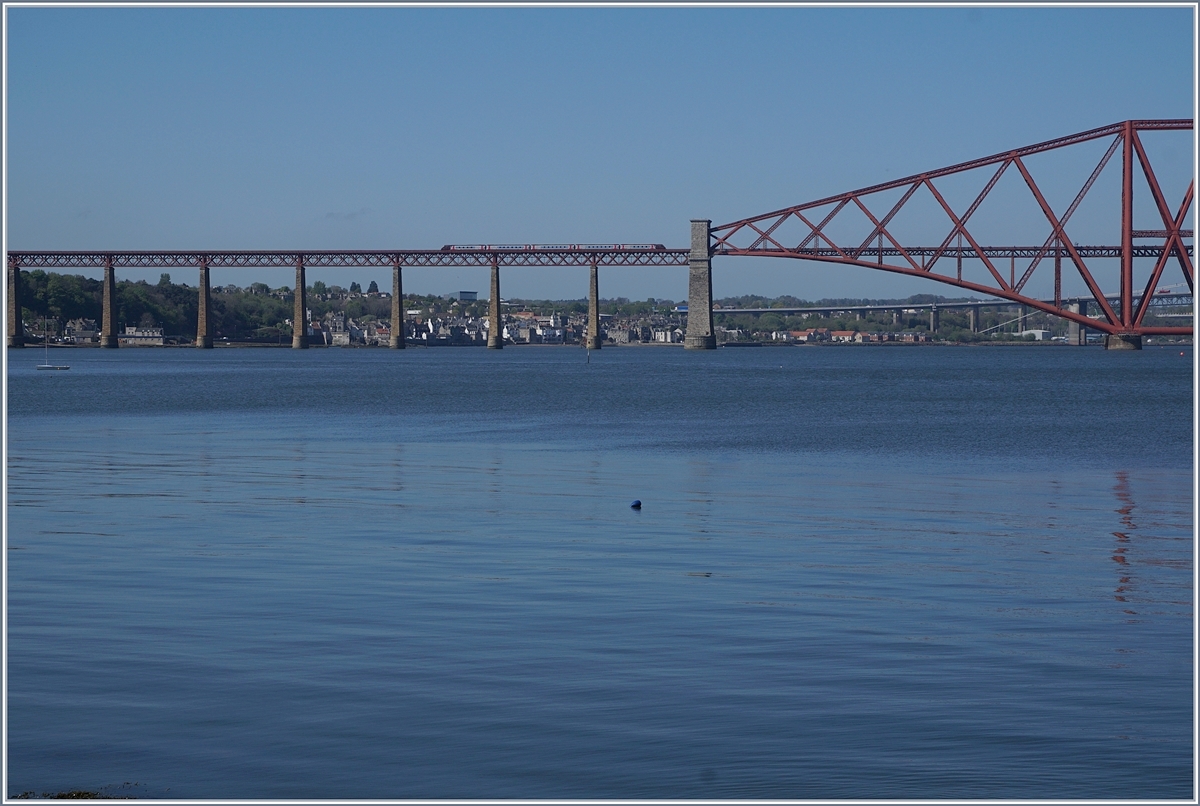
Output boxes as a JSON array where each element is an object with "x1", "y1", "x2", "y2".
[
  {"x1": 714, "y1": 245, "x2": 1192, "y2": 260},
  {"x1": 7, "y1": 248, "x2": 690, "y2": 269},
  {"x1": 8, "y1": 243, "x2": 1191, "y2": 270}
]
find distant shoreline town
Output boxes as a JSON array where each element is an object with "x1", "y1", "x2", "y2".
[{"x1": 14, "y1": 270, "x2": 1194, "y2": 348}]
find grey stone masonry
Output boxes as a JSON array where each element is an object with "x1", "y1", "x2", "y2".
[
  {"x1": 390, "y1": 264, "x2": 405, "y2": 349},
  {"x1": 293, "y1": 262, "x2": 308, "y2": 349},
  {"x1": 1067, "y1": 303, "x2": 1084, "y2": 345},
  {"x1": 487, "y1": 261, "x2": 503, "y2": 349},
  {"x1": 101, "y1": 260, "x2": 118, "y2": 348},
  {"x1": 586, "y1": 263, "x2": 602, "y2": 350},
  {"x1": 684, "y1": 219, "x2": 715, "y2": 350},
  {"x1": 1105, "y1": 333, "x2": 1141, "y2": 350},
  {"x1": 969, "y1": 306, "x2": 979, "y2": 333},
  {"x1": 196, "y1": 264, "x2": 213, "y2": 348},
  {"x1": 930, "y1": 307, "x2": 939, "y2": 333},
  {"x1": 8, "y1": 263, "x2": 22, "y2": 347}
]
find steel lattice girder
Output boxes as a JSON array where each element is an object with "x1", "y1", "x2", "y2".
[
  {"x1": 706, "y1": 245, "x2": 1186, "y2": 260},
  {"x1": 710, "y1": 119, "x2": 1194, "y2": 336},
  {"x1": 6, "y1": 249, "x2": 689, "y2": 270}
]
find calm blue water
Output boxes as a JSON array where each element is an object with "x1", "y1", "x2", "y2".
[{"x1": 6, "y1": 345, "x2": 1194, "y2": 799}]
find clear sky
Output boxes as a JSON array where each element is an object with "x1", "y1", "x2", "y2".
[{"x1": 4, "y1": 4, "x2": 1195, "y2": 302}]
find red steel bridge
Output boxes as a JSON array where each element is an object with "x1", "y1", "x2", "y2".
[
  {"x1": 691, "y1": 119, "x2": 1193, "y2": 350},
  {"x1": 6, "y1": 119, "x2": 1193, "y2": 350}
]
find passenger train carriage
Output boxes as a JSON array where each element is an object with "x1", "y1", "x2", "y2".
[{"x1": 441, "y1": 244, "x2": 666, "y2": 251}]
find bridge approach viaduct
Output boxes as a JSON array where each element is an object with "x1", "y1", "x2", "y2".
[{"x1": 7, "y1": 120, "x2": 1194, "y2": 351}]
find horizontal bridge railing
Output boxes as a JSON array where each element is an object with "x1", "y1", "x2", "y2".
[
  {"x1": 7, "y1": 248, "x2": 691, "y2": 269},
  {"x1": 714, "y1": 245, "x2": 1193, "y2": 261},
  {"x1": 14, "y1": 245, "x2": 1192, "y2": 270}
]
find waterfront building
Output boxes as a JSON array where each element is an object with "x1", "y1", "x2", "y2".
[
  {"x1": 118, "y1": 326, "x2": 164, "y2": 346},
  {"x1": 64, "y1": 318, "x2": 98, "y2": 344}
]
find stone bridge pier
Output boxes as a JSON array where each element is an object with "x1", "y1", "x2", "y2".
[
  {"x1": 487, "y1": 259, "x2": 503, "y2": 349},
  {"x1": 1067, "y1": 302, "x2": 1086, "y2": 345},
  {"x1": 586, "y1": 262, "x2": 602, "y2": 350},
  {"x1": 8, "y1": 262, "x2": 23, "y2": 347},
  {"x1": 101, "y1": 258, "x2": 118, "y2": 348},
  {"x1": 1106, "y1": 333, "x2": 1142, "y2": 350},
  {"x1": 196, "y1": 262, "x2": 213, "y2": 348},
  {"x1": 685, "y1": 219, "x2": 716, "y2": 350},
  {"x1": 292, "y1": 260, "x2": 308, "y2": 349},
  {"x1": 390, "y1": 263, "x2": 406, "y2": 349}
]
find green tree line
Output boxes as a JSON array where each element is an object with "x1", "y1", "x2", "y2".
[
  {"x1": 18, "y1": 271, "x2": 1094, "y2": 342},
  {"x1": 16, "y1": 271, "x2": 510, "y2": 341}
]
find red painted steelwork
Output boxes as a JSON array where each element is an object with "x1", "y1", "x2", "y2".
[{"x1": 710, "y1": 120, "x2": 1193, "y2": 336}]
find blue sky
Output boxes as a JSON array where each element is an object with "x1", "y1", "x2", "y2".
[{"x1": 5, "y1": 5, "x2": 1195, "y2": 302}]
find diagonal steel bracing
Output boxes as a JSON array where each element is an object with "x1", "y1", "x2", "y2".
[
  {"x1": 710, "y1": 119, "x2": 1194, "y2": 337},
  {"x1": 6, "y1": 247, "x2": 690, "y2": 270}
]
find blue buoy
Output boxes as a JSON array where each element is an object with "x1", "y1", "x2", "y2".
[{"x1": 630, "y1": 500, "x2": 642, "y2": 509}]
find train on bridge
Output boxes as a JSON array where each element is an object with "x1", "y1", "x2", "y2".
[
  {"x1": 6, "y1": 120, "x2": 1191, "y2": 352},
  {"x1": 441, "y1": 244, "x2": 667, "y2": 252}
]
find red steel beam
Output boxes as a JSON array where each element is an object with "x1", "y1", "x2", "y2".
[
  {"x1": 1131, "y1": 131, "x2": 1195, "y2": 291},
  {"x1": 1134, "y1": 182, "x2": 1193, "y2": 327},
  {"x1": 922, "y1": 176, "x2": 1009, "y2": 290},
  {"x1": 710, "y1": 119, "x2": 1193, "y2": 337},
  {"x1": 719, "y1": 247, "x2": 1190, "y2": 335},
  {"x1": 850, "y1": 195, "x2": 922, "y2": 271},
  {"x1": 1011, "y1": 154, "x2": 1120, "y2": 326},
  {"x1": 1015, "y1": 135, "x2": 1121, "y2": 294},
  {"x1": 1121, "y1": 122, "x2": 1135, "y2": 329},
  {"x1": 712, "y1": 119, "x2": 1191, "y2": 237},
  {"x1": 851, "y1": 182, "x2": 920, "y2": 260},
  {"x1": 923, "y1": 161, "x2": 1010, "y2": 275}
]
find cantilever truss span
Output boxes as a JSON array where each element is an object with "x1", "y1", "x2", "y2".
[{"x1": 710, "y1": 120, "x2": 1194, "y2": 337}]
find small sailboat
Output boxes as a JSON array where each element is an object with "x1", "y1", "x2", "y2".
[{"x1": 36, "y1": 318, "x2": 69, "y2": 370}]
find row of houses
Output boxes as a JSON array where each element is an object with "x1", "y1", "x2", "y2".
[
  {"x1": 22, "y1": 318, "x2": 102, "y2": 344},
  {"x1": 609, "y1": 326, "x2": 684, "y2": 344},
  {"x1": 322, "y1": 311, "x2": 689, "y2": 346},
  {"x1": 774, "y1": 329, "x2": 933, "y2": 343},
  {"x1": 27, "y1": 311, "x2": 692, "y2": 347}
]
